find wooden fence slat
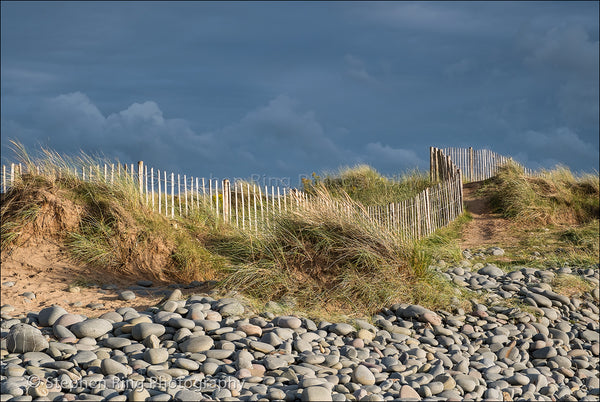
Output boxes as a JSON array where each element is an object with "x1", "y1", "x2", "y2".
[
  {"x1": 184, "y1": 174, "x2": 188, "y2": 216},
  {"x1": 235, "y1": 182, "x2": 239, "y2": 228},
  {"x1": 259, "y1": 185, "x2": 264, "y2": 227},
  {"x1": 241, "y1": 182, "x2": 245, "y2": 230},
  {"x1": 145, "y1": 165, "x2": 149, "y2": 206},
  {"x1": 171, "y1": 173, "x2": 175, "y2": 218},
  {"x1": 158, "y1": 169, "x2": 162, "y2": 214},
  {"x1": 151, "y1": 168, "x2": 155, "y2": 211},
  {"x1": 253, "y1": 184, "x2": 258, "y2": 231},
  {"x1": 216, "y1": 179, "x2": 220, "y2": 222},
  {"x1": 209, "y1": 179, "x2": 213, "y2": 213}
]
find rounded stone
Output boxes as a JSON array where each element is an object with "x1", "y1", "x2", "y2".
[
  {"x1": 118, "y1": 290, "x2": 136, "y2": 301},
  {"x1": 201, "y1": 361, "x2": 219, "y2": 375},
  {"x1": 455, "y1": 375, "x2": 476, "y2": 392},
  {"x1": 249, "y1": 341, "x2": 275, "y2": 353},
  {"x1": 6, "y1": 323, "x2": 49, "y2": 353},
  {"x1": 179, "y1": 335, "x2": 214, "y2": 353},
  {"x1": 330, "y1": 323, "x2": 355, "y2": 336},
  {"x1": 174, "y1": 389, "x2": 204, "y2": 401},
  {"x1": 131, "y1": 323, "x2": 166, "y2": 341},
  {"x1": 53, "y1": 324, "x2": 76, "y2": 340},
  {"x1": 422, "y1": 312, "x2": 442, "y2": 326},
  {"x1": 508, "y1": 373, "x2": 530, "y2": 386},
  {"x1": 99, "y1": 311, "x2": 124, "y2": 323},
  {"x1": 532, "y1": 346, "x2": 558, "y2": 359},
  {"x1": 175, "y1": 358, "x2": 200, "y2": 371},
  {"x1": 353, "y1": 364, "x2": 376, "y2": 386},
  {"x1": 400, "y1": 385, "x2": 421, "y2": 399},
  {"x1": 38, "y1": 306, "x2": 68, "y2": 327},
  {"x1": 162, "y1": 300, "x2": 179, "y2": 313},
  {"x1": 71, "y1": 319, "x2": 113, "y2": 339},
  {"x1": 478, "y1": 264, "x2": 504, "y2": 277},
  {"x1": 277, "y1": 316, "x2": 302, "y2": 329},
  {"x1": 264, "y1": 355, "x2": 289, "y2": 370},
  {"x1": 128, "y1": 388, "x2": 151, "y2": 401},
  {"x1": 302, "y1": 386, "x2": 332, "y2": 402},
  {"x1": 167, "y1": 317, "x2": 195, "y2": 329},
  {"x1": 144, "y1": 348, "x2": 169, "y2": 364},
  {"x1": 218, "y1": 301, "x2": 245, "y2": 317},
  {"x1": 238, "y1": 323, "x2": 262, "y2": 337},
  {"x1": 101, "y1": 358, "x2": 129, "y2": 376},
  {"x1": 103, "y1": 337, "x2": 132, "y2": 349},
  {"x1": 53, "y1": 313, "x2": 85, "y2": 328}
]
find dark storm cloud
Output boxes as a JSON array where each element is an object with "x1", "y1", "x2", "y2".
[{"x1": 1, "y1": 1, "x2": 598, "y2": 181}]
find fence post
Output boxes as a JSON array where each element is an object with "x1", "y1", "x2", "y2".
[
  {"x1": 158, "y1": 169, "x2": 162, "y2": 214},
  {"x1": 184, "y1": 174, "x2": 188, "y2": 216},
  {"x1": 196, "y1": 177, "x2": 200, "y2": 210},
  {"x1": 264, "y1": 185, "x2": 269, "y2": 225},
  {"x1": 253, "y1": 184, "x2": 258, "y2": 231},
  {"x1": 429, "y1": 147, "x2": 434, "y2": 182},
  {"x1": 165, "y1": 171, "x2": 168, "y2": 217},
  {"x1": 457, "y1": 169, "x2": 464, "y2": 213},
  {"x1": 235, "y1": 182, "x2": 239, "y2": 227},
  {"x1": 241, "y1": 182, "x2": 245, "y2": 230},
  {"x1": 469, "y1": 147, "x2": 473, "y2": 182},
  {"x1": 171, "y1": 172, "x2": 175, "y2": 219},
  {"x1": 216, "y1": 180, "x2": 220, "y2": 222},
  {"x1": 177, "y1": 174, "x2": 182, "y2": 215},
  {"x1": 209, "y1": 179, "x2": 213, "y2": 212},
  {"x1": 415, "y1": 194, "x2": 421, "y2": 239},
  {"x1": 259, "y1": 185, "x2": 264, "y2": 226},
  {"x1": 145, "y1": 165, "x2": 149, "y2": 206},
  {"x1": 137, "y1": 161, "x2": 144, "y2": 198},
  {"x1": 151, "y1": 168, "x2": 154, "y2": 210},
  {"x1": 424, "y1": 188, "x2": 432, "y2": 236},
  {"x1": 223, "y1": 179, "x2": 230, "y2": 222}
]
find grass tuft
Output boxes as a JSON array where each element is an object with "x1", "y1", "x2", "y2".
[
  {"x1": 484, "y1": 162, "x2": 599, "y2": 226},
  {"x1": 552, "y1": 274, "x2": 595, "y2": 299},
  {"x1": 302, "y1": 165, "x2": 431, "y2": 206}
]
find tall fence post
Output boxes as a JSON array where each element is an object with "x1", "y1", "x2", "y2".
[
  {"x1": 171, "y1": 172, "x2": 175, "y2": 219},
  {"x1": 469, "y1": 147, "x2": 473, "y2": 182},
  {"x1": 429, "y1": 147, "x2": 434, "y2": 182},
  {"x1": 223, "y1": 179, "x2": 230, "y2": 223},
  {"x1": 137, "y1": 161, "x2": 144, "y2": 199},
  {"x1": 151, "y1": 168, "x2": 155, "y2": 211}
]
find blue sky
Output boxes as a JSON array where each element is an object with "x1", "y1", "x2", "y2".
[{"x1": 1, "y1": 1, "x2": 598, "y2": 185}]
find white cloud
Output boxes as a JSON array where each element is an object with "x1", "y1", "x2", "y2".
[
  {"x1": 21, "y1": 92, "x2": 214, "y2": 171},
  {"x1": 3, "y1": 92, "x2": 356, "y2": 180},
  {"x1": 4, "y1": 91, "x2": 430, "y2": 181}
]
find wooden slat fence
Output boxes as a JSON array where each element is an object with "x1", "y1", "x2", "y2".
[
  {"x1": 434, "y1": 146, "x2": 535, "y2": 182},
  {"x1": 2, "y1": 146, "x2": 510, "y2": 240}
]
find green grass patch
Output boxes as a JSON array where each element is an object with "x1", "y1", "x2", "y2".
[
  {"x1": 482, "y1": 162, "x2": 599, "y2": 225},
  {"x1": 552, "y1": 274, "x2": 596, "y2": 299},
  {"x1": 416, "y1": 211, "x2": 473, "y2": 265},
  {"x1": 302, "y1": 165, "x2": 431, "y2": 206}
]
